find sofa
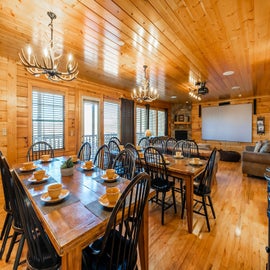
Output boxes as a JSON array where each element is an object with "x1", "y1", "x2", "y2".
[{"x1": 242, "y1": 144, "x2": 270, "y2": 178}]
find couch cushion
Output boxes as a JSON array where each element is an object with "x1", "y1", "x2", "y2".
[
  {"x1": 254, "y1": 141, "x2": 263, "y2": 152},
  {"x1": 259, "y1": 142, "x2": 270, "y2": 153}
]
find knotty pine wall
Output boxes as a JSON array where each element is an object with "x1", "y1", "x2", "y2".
[
  {"x1": 191, "y1": 97, "x2": 270, "y2": 152},
  {"x1": 0, "y1": 57, "x2": 170, "y2": 165}
]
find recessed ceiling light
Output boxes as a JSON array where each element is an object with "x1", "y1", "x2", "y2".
[
  {"x1": 232, "y1": 86, "x2": 240, "y2": 90},
  {"x1": 238, "y1": 94, "x2": 242, "y2": 97},
  {"x1": 170, "y1": 96, "x2": 177, "y2": 99},
  {"x1": 223, "y1": 71, "x2": 234, "y2": 76}
]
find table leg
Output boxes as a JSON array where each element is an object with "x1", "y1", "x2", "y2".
[
  {"x1": 184, "y1": 175, "x2": 194, "y2": 233},
  {"x1": 138, "y1": 200, "x2": 149, "y2": 270},
  {"x1": 61, "y1": 246, "x2": 82, "y2": 270}
]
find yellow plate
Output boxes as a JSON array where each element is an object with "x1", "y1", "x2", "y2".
[
  {"x1": 28, "y1": 175, "x2": 49, "y2": 184},
  {"x1": 101, "y1": 174, "x2": 120, "y2": 182},
  {"x1": 98, "y1": 193, "x2": 121, "y2": 208},
  {"x1": 40, "y1": 189, "x2": 70, "y2": 204},
  {"x1": 19, "y1": 165, "x2": 38, "y2": 172}
]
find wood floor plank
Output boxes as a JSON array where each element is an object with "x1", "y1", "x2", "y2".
[{"x1": 0, "y1": 160, "x2": 267, "y2": 269}]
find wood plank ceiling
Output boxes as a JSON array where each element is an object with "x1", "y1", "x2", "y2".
[{"x1": 0, "y1": 0, "x2": 270, "y2": 103}]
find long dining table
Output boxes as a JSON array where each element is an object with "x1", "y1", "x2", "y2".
[{"x1": 13, "y1": 157, "x2": 153, "y2": 270}]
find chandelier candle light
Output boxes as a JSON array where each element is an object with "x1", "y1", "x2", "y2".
[
  {"x1": 19, "y1": 11, "x2": 78, "y2": 81},
  {"x1": 131, "y1": 65, "x2": 159, "y2": 103}
]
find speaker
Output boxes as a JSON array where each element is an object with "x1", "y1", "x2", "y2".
[
  {"x1": 219, "y1": 101, "x2": 230, "y2": 106},
  {"x1": 253, "y1": 99, "x2": 257, "y2": 115},
  {"x1": 199, "y1": 105, "x2": 201, "y2": 118}
]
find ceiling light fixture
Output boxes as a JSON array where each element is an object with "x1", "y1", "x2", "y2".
[
  {"x1": 189, "y1": 88, "x2": 202, "y2": 101},
  {"x1": 131, "y1": 65, "x2": 159, "y2": 103},
  {"x1": 223, "y1": 71, "x2": 234, "y2": 76},
  {"x1": 19, "y1": 11, "x2": 78, "y2": 81}
]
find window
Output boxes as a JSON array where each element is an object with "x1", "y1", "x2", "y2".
[
  {"x1": 136, "y1": 106, "x2": 147, "y2": 144},
  {"x1": 104, "y1": 101, "x2": 120, "y2": 144},
  {"x1": 149, "y1": 108, "x2": 166, "y2": 136},
  {"x1": 82, "y1": 99, "x2": 99, "y2": 158},
  {"x1": 32, "y1": 90, "x2": 64, "y2": 149}
]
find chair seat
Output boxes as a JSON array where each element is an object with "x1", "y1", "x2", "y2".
[
  {"x1": 194, "y1": 185, "x2": 211, "y2": 196},
  {"x1": 152, "y1": 177, "x2": 174, "y2": 192},
  {"x1": 83, "y1": 230, "x2": 137, "y2": 270}
]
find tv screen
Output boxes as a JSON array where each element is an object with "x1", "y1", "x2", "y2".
[{"x1": 201, "y1": 103, "x2": 252, "y2": 142}]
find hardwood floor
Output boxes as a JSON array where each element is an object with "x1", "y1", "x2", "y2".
[{"x1": 0, "y1": 161, "x2": 267, "y2": 269}]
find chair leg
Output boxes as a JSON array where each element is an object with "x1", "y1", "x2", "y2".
[
  {"x1": 181, "y1": 192, "x2": 186, "y2": 219},
  {"x1": 208, "y1": 195, "x2": 216, "y2": 219},
  {"x1": 202, "y1": 196, "x2": 210, "y2": 232},
  {"x1": 5, "y1": 231, "x2": 19, "y2": 262},
  {"x1": 161, "y1": 192, "x2": 166, "y2": 225},
  {"x1": 171, "y1": 188, "x2": 177, "y2": 214},
  {"x1": 0, "y1": 214, "x2": 13, "y2": 259},
  {"x1": 0, "y1": 212, "x2": 10, "y2": 240},
  {"x1": 13, "y1": 234, "x2": 25, "y2": 270}
]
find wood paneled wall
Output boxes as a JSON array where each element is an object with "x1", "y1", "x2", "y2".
[
  {"x1": 192, "y1": 97, "x2": 270, "y2": 152},
  {"x1": 0, "y1": 57, "x2": 170, "y2": 165}
]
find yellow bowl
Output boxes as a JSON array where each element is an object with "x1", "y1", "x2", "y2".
[
  {"x1": 33, "y1": 170, "x2": 46, "y2": 181},
  {"x1": 106, "y1": 187, "x2": 120, "y2": 204},
  {"x1": 23, "y1": 162, "x2": 34, "y2": 170},
  {"x1": 48, "y1": 183, "x2": 62, "y2": 199}
]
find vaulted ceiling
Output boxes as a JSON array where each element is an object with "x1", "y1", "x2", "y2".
[{"x1": 1, "y1": 0, "x2": 270, "y2": 103}]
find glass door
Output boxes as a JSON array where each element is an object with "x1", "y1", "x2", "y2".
[{"x1": 82, "y1": 99, "x2": 99, "y2": 159}]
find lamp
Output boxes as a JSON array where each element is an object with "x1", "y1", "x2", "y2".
[
  {"x1": 145, "y1": 129, "x2": 152, "y2": 137},
  {"x1": 131, "y1": 65, "x2": 159, "y2": 103},
  {"x1": 19, "y1": 11, "x2": 78, "y2": 81}
]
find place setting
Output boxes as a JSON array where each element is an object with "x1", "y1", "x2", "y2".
[
  {"x1": 18, "y1": 161, "x2": 38, "y2": 173},
  {"x1": 85, "y1": 187, "x2": 121, "y2": 220},
  {"x1": 28, "y1": 169, "x2": 50, "y2": 184},
  {"x1": 33, "y1": 183, "x2": 79, "y2": 215},
  {"x1": 173, "y1": 151, "x2": 184, "y2": 159},
  {"x1": 188, "y1": 157, "x2": 203, "y2": 166},
  {"x1": 79, "y1": 160, "x2": 96, "y2": 172}
]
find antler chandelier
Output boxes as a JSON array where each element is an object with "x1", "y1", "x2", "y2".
[
  {"x1": 19, "y1": 11, "x2": 78, "y2": 81},
  {"x1": 131, "y1": 65, "x2": 159, "y2": 103}
]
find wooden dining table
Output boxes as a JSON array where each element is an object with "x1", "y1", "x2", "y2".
[
  {"x1": 164, "y1": 155, "x2": 207, "y2": 233},
  {"x1": 14, "y1": 157, "x2": 153, "y2": 270}
]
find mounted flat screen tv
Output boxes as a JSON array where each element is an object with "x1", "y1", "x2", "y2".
[{"x1": 201, "y1": 103, "x2": 252, "y2": 142}]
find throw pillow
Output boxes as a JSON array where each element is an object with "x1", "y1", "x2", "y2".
[
  {"x1": 254, "y1": 140, "x2": 262, "y2": 152},
  {"x1": 259, "y1": 142, "x2": 270, "y2": 153}
]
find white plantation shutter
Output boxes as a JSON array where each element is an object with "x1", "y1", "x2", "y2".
[
  {"x1": 32, "y1": 90, "x2": 64, "y2": 149},
  {"x1": 149, "y1": 109, "x2": 157, "y2": 136},
  {"x1": 157, "y1": 110, "x2": 165, "y2": 136},
  {"x1": 136, "y1": 106, "x2": 147, "y2": 144},
  {"x1": 104, "y1": 101, "x2": 120, "y2": 144}
]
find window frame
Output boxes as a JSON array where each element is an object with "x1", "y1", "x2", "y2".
[{"x1": 29, "y1": 82, "x2": 68, "y2": 152}]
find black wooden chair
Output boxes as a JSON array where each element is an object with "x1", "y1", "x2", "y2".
[
  {"x1": 12, "y1": 170, "x2": 61, "y2": 270},
  {"x1": 181, "y1": 148, "x2": 217, "y2": 231},
  {"x1": 77, "y1": 141, "x2": 91, "y2": 161},
  {"x1": 93, "y1": 144, "x2": 111, "y2": 170},
  {"x1": 108, "y1": 140, "x2": 120, "y2": 165},
  {"x1": 144, "y1": 146, "x2": 177, "y2": 225},
  {"x1": 181, "y1": 140, "x2": 200, "y2": 158},
  {"x1": 27, "y1": 141, "x2": 54, "y2": 161},
  {"x1": 125, "y1": 143, "x2": 144, "y2": 176},
  {"x1": 0, "y1": 154, "x2": 14, "y2": 260},
  {"x1": 165, "y1": 137, "x2": 177, "y2": 155},
  {"x1": 172, "y1": 140, "x2": 185, "y2": 156},
  {"x1": 112, "y1": 149, "x2": 136, "y2": 180},
  {"x1": 0, "y1": 156, "x2": 25, "y2": 269},
  {"x1": 151, "y1": 136, "x2": 166, "y2": 154},
  {"x1": 82, "y1": 172, "x2": 151, "y2": 270},
  {"x1": 108, "y1": 136, "x2": 121, "y2": 145},
  {"x1": 138, "y1": 137, "x2": 150, "y2": 149}
]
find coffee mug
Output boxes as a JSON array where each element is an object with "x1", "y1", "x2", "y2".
[{"x1": 106, "y1": 169, "x2": 115, "y2": 179}]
